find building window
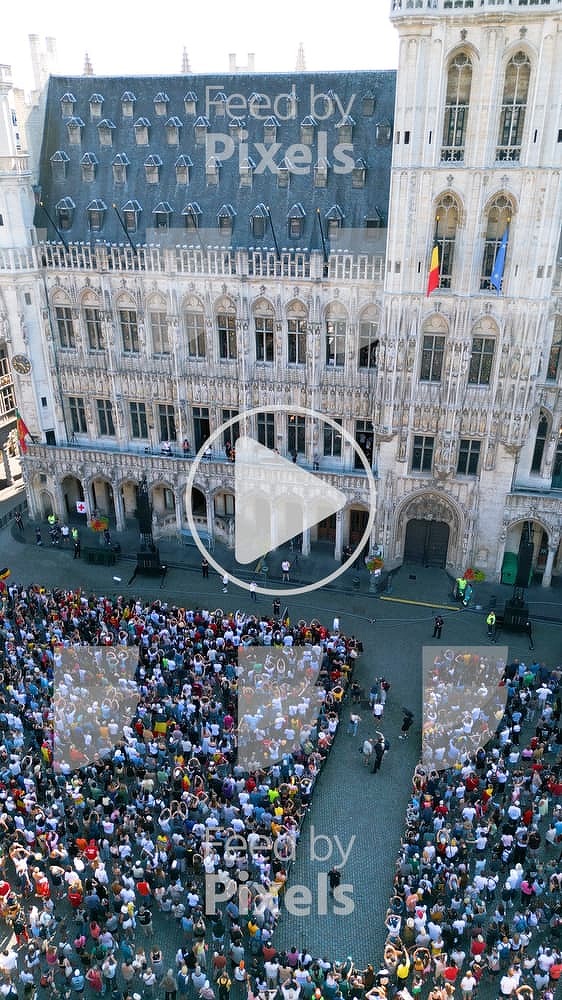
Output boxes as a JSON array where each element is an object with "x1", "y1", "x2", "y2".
[
  {"x1": 257, "y1": 412, "x2": 275, "y2": 449},
  {"x1": 358, "y1": 320, "x2": 379, "y2": 369},
  {"x1": 287, "y1": 415, "x2": 306, "y2": 455},
  {"x1": 134, "y1": 119, "x2": 150, "y2": 145},
  {"x1": 547, "y1": 315, "x2": 562, "y2": 381},
  {"x1": 175, "y1": 156, "x2": 192, "y2": 185},
  {"x1": 277, "y1": 161, "x2": 290, "y2": 188},
  {"x1": 326, "y1": 320, "x2": 346, "y2": 367},
  {"x1": 145, "y1": 155, "x2": 162, "y2": 184},
  {"x1": 288, "y1": 204, "x2": 305, "y2": 239},
  {"x1": 150, "y1": 311, "x2": 170, "y2": 355},
  {"x1": 324, "y1": 419, "x2": 342, "y2": 458},
  {"x1": 215, "y1": 493, "x2": 235, "y2": 517},
  {"x1": 441, "y1": 52, "x2": 472, "y2": 162},
  {"x1": 288, "y1": 318, "x2": 307, "y2": 365},
  {"x1": 55, "y1": 199, "x2": 74, "y2": 232},
  {"x1": 87, "y1": 200, "x2": 107, "y2": 232},
  {"x1": 457, "y1": 439, "x2": 481, "y2": 476},
  {"x1": 112, "y1": 155, "x2": 129, "y2": 184},
  {"x1": 531, "y1": 412, "x2": 548, "y2": 472},
  {"x1": 80, "y1": 153, "x2": 97, "y2": 182},
  {"x1": 496, "y1": 51, "x2": 531, "y2": 162},
  {"x1": 252, "y1": 215, "x2": 266, "y2": 238},
  {"x1": 55, "y1": 306, "x2": 76, "y2": 349},
  {"x1": 222, "y1": 409, "x2": 239, "y2": 446},
  {"x1": 255, "y1": 315, "x2": 274, "y2": 362},
  {"x1": 97, "y1": 120, "x2": 115, "y2": 147},
  {"x1": 480, "y1": 195, "x2": 512, "y2": 291},
  {"x1": 0, "y1": 385, "x2": 14, "y2": 417},
  {"x1": 434, "y1": 193, "x2": 460, "y2": 289},
  {"x1": 217, "y1": 313, "x2": 237, "y2": 360},
  {"x1": 468, "y1": 337, "x2": 495, "y2": 385},
  {"x1": 120, "y1": 309, "x2": 139, "y2": 353},
  {"x1": 130, "y1": 401, "x2": 148, "y2": 439},
  {"x1": 165, "y1": 117, "x2": 181, "y2": 145},
  {"x1": 122, "y1": 202, "x2": 140, "y2": 233},
  {"x1": 411, "y1": 435, "x2": 434, "y2": 473},
  {"x1": 354, "y1": 420, "x2": 374, "y2": 470},
  {"x1": 158, "y1": 403, "x2": 176, "y2": 442},
  {"x1": 185, "y1": 310, "x2": 206, "y2": 358},
  {"x1": 352, "y1": 158, "x2": 367, "y2": 188},
  {"x1": 121, "y1": 92, "x2": 136, "y2": 118},
  {"x1": 420, "y1": 334, "x2": 445, "y2": 382},
  {"x1": 193, "y1": 406, "x2": 210, "y2": 451},
  {"x1": 85, "y1": 307, "x2": 104, "y2": 350},
  {"x1": 96, "y1": 399, "x2": 115, "y2": 436},
  {"x1": 183, "y1": 203, "x2": 202, "y2": 230},
  {"x1": 314, "y1": 159, "x2": 329, "y2": 188},
  {"x1": 68, "y1": 396, "x2": 87, "y2": 434}
]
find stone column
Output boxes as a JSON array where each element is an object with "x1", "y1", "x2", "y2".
[
  {"x1": 206, "y1": 494, "x2": 215, "y2": 544},
  {"x1": 334, "y1": 509, "x2": 344, "y2": 562},
  {"x1": 301, "y1": 526, "x2": 311, "y2": 557},
  {"x1": 113, "y1": 487, "x2": 126, "y2": 532},
  {"x1": 2, "y1": 446, "x2": 12, "y2": 485},
  {"x1": 541, "y1": 540, "x2": 559, "y2": 588},
  {"x1": 175, "y1": 493, "x2": 183, "y2": 534}
]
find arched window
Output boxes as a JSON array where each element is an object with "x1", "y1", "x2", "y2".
[
  {"x1": 286, "y1": 300, "x2": 308, "y2": 365},
  {"x1": 420, "y1": 315, "x2": 447, "y2": 383},
  {"x1": 253, "y1": 298, "x2": 275, "y2": 363},
  {"x1": 468, "y1": 318, "x2": 497, "y2": 386},
  {"x1": 496, "y1": 50, "x2": 531, "y2": 162},
  {"x1": 358, "y1": 305, "x2": 380, "y2": 370},
  {"x1": 434, "y1": 193, "x2": 460, "y2": 289},
  {"x1": 325, "y1": 303, "x2": 347, "y2": 368},
  {"x1": 441, "y1": 51, "x2": 472, "y2": 162},
  {"x1": 183, "y1": 296, "x2": 206, "y2": 359},
  {"x1": 216, "y1": 297, "x2": 237, "y2": 360},
  {"x1": 480, "y1": 194, "x2": 513, "y2": 291},
  {"x1": 531, "y1": 411, "x2": 549, "y2": 473}
]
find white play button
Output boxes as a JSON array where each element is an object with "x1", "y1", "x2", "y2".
[{"x1": 234, "y1": 436, "x2": 346, "y2": 564}]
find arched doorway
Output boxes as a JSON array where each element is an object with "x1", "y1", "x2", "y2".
[
  {"x1": 61, "y1": 475, "x2": 84, "y2": 519},
  {"x1": 404, "y1": 518, "x2": 450, "y2": 568},
  {"x1": 39, "y1": 490, "x2": 54, "y2": 519},
  {"x1": 191, "y1": 487, "x2": 206, "y2": 518}
]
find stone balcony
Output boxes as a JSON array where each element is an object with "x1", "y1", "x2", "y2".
[{"x1": 391, "y1": 0, "x2": 561, "y2": 14}]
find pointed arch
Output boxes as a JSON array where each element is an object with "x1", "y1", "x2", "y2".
[
  {"x1": 496, "y1": 49, "x2": 531, "y2": 162},
  {"x1": 441, "y1": 49, "x2": 473, "y2": 163}
]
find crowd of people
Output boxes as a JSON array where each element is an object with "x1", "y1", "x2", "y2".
[{"x1": 0, "y1": 579, "x2": 561, "y2": 1000}]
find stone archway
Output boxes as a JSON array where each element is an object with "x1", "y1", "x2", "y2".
[{"x1": 395, "y1": 491, "x2": 462, "y2": 570}]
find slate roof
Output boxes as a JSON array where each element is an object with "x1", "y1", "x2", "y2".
[{"x1": 35, "y1": 70, "x2": 396, "y2": 251}]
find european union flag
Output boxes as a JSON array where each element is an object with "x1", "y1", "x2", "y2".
[{"x1": 490, "y1": 227, "x2": 509, "y2": 293}]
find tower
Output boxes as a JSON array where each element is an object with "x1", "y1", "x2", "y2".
[{"x1": 383, "y1": 0, "x2": 562, "y2": 581}]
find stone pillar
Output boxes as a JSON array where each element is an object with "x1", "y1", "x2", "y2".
[
  {"x1": 54, "y1": 481, "x2": 66, "y2": 522},
  {"x1": 541, "y1": 541, "x2": 559, "y2": 588},
  {"x1": 334, "y1": 509, "x2": 344, "y2": 561},
  {"x1": 2, "y1": 446, "x2": 12, "y2": 485},
  {"x1": 301, "y1": 526, "x2": 311, "y2": 556},
  {"x1": 114, "y1": 487, "x2": 126, "y2": 532},
  {"x1": 494, "y1": 536, "x2": 506, "y2": 583},
  {"x1": 206, "y1": 494, "x2": 215, "y2": 543},
  {"x1": 175, "y1": 494, "x2": 183, "y2": 534}
]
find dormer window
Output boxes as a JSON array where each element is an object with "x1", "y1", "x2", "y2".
[
  {"x1": 217, "y1": 204, "x2": 236, "y2": 237},
  {"x1": 288, "y1": 204, "x2": 305, "y2": 239},
  {"x1": 152, "y1": 202, "x2": 173, "y2": 229},
  {"x1": 194, "y1": 116, "x2": 211, "y2": 145},
  {"x1": 248, "y1": 93, "x2": 267, "y2": 116},
  {"x1": 365, "y1": 210, "x2": 384, "y2": 237},
  {"x1": 229, "y1": 117, "x2": 246, "y2": 142},
  {"x1": 55, "y1": 197, "x2": 75, "y2": 231},
  {"x1": 153, "y1": 92, "x2": 169, "y2": 116},
  {"x1": 352, "y1": 156, "x2": 367, "y2": 189},
  {"x1": 376, "y1": 121, "x2": 392, "y2": 145},
  {"x1": 60, "y1": 93, "x2": 76, "y2": 118},
  {"x1": 206, "y1": 156, "x2": 220, "y2": 185},
  {"x1": 134, "y1": 118, "x2": 150, "y2": 145},
  {"x1": 144, "y1": 155, "x2": 162, "y2": 184},
  {"x1": 80, "y1": 152, "x2": 98, "y2": 182},
  {"x1": 250, "y1": 204, "x2": 267, "y2": 239},
  {"x1": 239, "y1": 157, "x2": 255, "y2": 188},
  {"x1": 112, "y1": 153, "x2": 129, "y2": 184},
  {"x1": 121, "y1": 200, "x2": 141, "y2": 233},
  {"x1": 50, "y1": 150, "x2": 69, "y2": 180},
  {"x1": 121, "y1": 91, "x2": 136, "y2": 117},
  {"x1": 326, "y1": 204, "x2": 344, "y2": 239},
  {"x1": 300, "y1": 115, "x2": 316, "y2": 145},
  {"x1": 362, "y1": 93, "x2": 376, "y2": 116},
  {"x1": 314, "y1": 157, "x2": 329, "y2": 188},
  {"x1": 175, "y1": 154, "x2": 192, "y2": 185},
  {"x1": 165, "y1": 116, "x2": 182, "y2": 145},
  {"x1": 182, "y1": 202, "x2": 202, "y2": 231},
  {"x1": 97, "y1": 120, "x2": 116, "y2": 147},
  {"x1": 89, "y1": 94, "x2": 104, "y2": 119},
  {"x1": 66, "y1": 117, "x2": 85, "y2": 144},
  {"x1": 277, "y1": 157, "x2": 290, "y2": 189},
  {"x1": 263, "y1": 116, "x2": 279, "y2": 143},
  {"x1": 335, "y1": 115, "x2": 355, "y2": 144},
  {"x1": 184, "y1": 91, "x2": 197, "y2": 115},
  {"x1": 211, "y1": 93, "x2": 227, "y2": 118},
  {"x1": 87, "y1": 198, "x2": 107, "y2": 232}
]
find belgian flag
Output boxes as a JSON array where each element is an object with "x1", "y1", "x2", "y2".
[{"x1": 426, "y1": 244, "x2": 440, "y2": 297}]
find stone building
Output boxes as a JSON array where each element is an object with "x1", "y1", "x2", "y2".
[{"x1": 0, "y1": 0, "x2": 561, "y2": 584}]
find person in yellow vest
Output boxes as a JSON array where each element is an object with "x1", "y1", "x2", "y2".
[{"x1": 486, "y1": 610, "x2": 496, "y2": 641}]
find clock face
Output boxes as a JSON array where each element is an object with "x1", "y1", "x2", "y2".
[{"x1": 11, "y1": 354, "x2": 32, "y2": 375}]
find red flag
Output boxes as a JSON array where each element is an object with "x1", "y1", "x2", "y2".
[
  {"x1": 426, "y1": 244, "x2": 440, "y2": 296},
  {"x1": 16, "y1": 408, "x2": 31, "y2": 453}
]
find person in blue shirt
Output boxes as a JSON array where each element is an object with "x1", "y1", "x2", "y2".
[{"x1": 70, "y1": 968, "x2": 85, "y2": 992}]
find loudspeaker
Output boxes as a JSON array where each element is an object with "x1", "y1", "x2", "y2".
[
  {"x1": 503, "y1": 600, "x2": 529, "y2": 629},
  {"x1": 136, "y1": 549, "x2": 161, "y2": 572},
  {"x1": 137, "y1": 492, "x2": 152, "y2": 534},
  {"x1": 515, "y1": 541, "x2": 534, "y2": 588}
]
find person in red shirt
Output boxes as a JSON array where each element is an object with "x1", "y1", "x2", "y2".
[{"x1": 444, "y1": 963, "x2": 459, "y2": 984}]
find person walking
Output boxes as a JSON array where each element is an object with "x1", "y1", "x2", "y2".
[
  {"x1": 222, "y1": 573, "x2": 229, "y2": 593},
  {"x1": 201, "y1": 558, "x2": 209, "y2": 579},
  {"x1": 281, "y1": 559, "x2": 291, "y2": 583},
  {"x1": 73, "y1": 537, "x2": 81, "y2": 559},
  {"x1": 399, "y1": 709, "x2": 414, "y2": 740},
  {"x1": 272, "y1": 598, "x2": 280, "y2": 617},
  {"x1": 14, "y1": 510, "x2": 24, "y2": 532},
  {"x1": 35, "y1": 526, "x2": 42, "y2": 546},
  {"x1": 249, "y1": 580, "x2": 257, "y2": 602},
  {"x1": 525, "y1": 618, "x2": 534, "y2": 651},
  {"x1": 371, "y1": 734, "x2": 388, "y2": 773},
  {"x1": 432, "y1": 614, "x2": 444, "y2": 639},
  {"x1": 487, "y1": 609, "x2": 497, "y2": 641}
]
